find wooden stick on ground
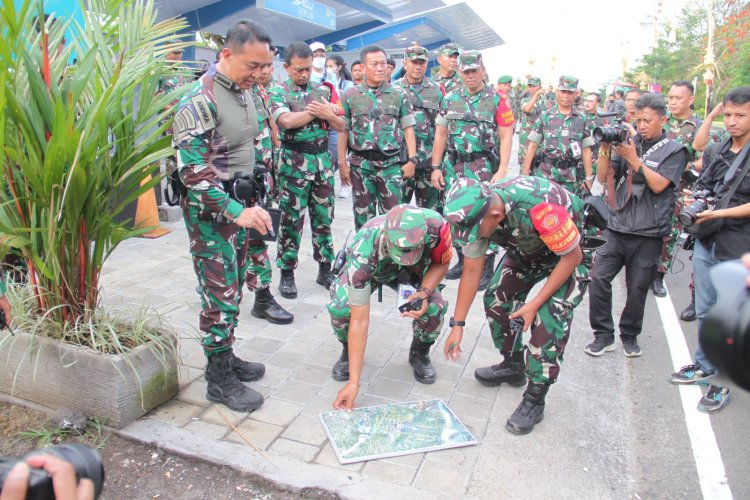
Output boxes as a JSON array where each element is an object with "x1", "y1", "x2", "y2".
[{"x1": 214, "y1": 405, "x2": 275, "y2": 467}]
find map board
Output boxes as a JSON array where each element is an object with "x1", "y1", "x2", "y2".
[{"x1": 319, "y1": 399, "x2": 478, "y2": 464}]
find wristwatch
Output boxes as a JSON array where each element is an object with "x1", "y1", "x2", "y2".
[
  {"x1": 449, "y1": 317, "x2": 465, "y2": 328},
  {"x1": 408, "y1": 156, "x2": 418, "y2": 164}
]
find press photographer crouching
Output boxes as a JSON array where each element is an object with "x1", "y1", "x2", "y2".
[
  {"x1": 586, "y1": 92, "x2": 687, "y2": 357},
  {"x1": 667, "y1": 86, "x2": 750, "y2": 413}
]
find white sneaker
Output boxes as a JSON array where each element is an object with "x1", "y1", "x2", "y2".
[{"x1": 338, "y1": 185, "x2": 351, "y2": 198}]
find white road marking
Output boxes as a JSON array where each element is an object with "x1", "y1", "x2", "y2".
[{"x1": 654, "y1": 293, "x2": 733, "y2": 499}]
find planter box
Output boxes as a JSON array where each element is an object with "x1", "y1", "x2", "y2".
[{"x1": 0, "y1": 332, "x2": 178, "y2": 428}]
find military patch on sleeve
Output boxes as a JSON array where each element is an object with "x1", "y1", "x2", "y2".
[
  {"x1": 496, "y1": 94, "x2": 515, "y2": 127},
  {"x1": 530, "y1": 203, "x2": 580, "y2": 255},
  {"x1": 173, "y1": 95, "x2": 216, "y2": 145},
  {"x1": 430, "y1": 222, "x2": 454, "y2": 265}
]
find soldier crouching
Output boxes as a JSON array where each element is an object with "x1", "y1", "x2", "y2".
[
  {"x1": 327, "y1": 205, "x2": 452, "y2": 410},
  {"x1": 443, "y1": 177, "x2": 591, "y2": 435}
]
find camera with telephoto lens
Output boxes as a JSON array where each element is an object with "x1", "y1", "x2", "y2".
[
  {"x1": 593, "y1": 112, "x2": 629, "y2": 144},
  {"x1": 0, "y1": 443, "x2": 104, "y2": 499},
  {"x1": 700, "y1": 260, "x2": 750, "y2": 392},
  {"x1": 678, "y1": 190, "x2": 716, "y2": 227}
]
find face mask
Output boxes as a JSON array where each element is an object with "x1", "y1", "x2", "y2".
[
  {"x1": 310, "y1": 72, "x2": 323, "y2": 84},
  {"x1": 312, "y1": 57, "x2": 326, "y2": 69}
]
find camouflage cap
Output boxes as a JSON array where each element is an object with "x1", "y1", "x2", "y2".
[
  {"x1": 558, "y1": 75, "x2": 579, "y2": 91},
  {"x1": 527, "y1": 77, "x2": 541, "y2": 86},
  {"x1": 384, "y1": 205, "x2": 428, "y2": 266},
  {"x1": 404, "y1": 42, "x2": 429, "y2": 61},
  {"x1": 444, "y1": 178, "x2": 493, "y2": 246},
  {"x1": 459, "y1": 50, "x2": 483, "y2": 71},
  {"x1": 497, "y1": 75, "x2": 512, "y2": 84},
  {"x1": 438, "y1": 43, "x2": 460, "y2": 56}
]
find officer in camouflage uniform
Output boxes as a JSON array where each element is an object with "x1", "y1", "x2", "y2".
[
  {"x1": 338, "y1": 45, "x2": 418, "y2": 230},
  {"x1": 173, "y1": 21, "x2": 276, "y2": 413},
  {"x1": 329, "y1": 205, "x2": 452, "y2": 410},
  {"x1": 431, "y1": 51, "x2": 515, "y2": 289},
  {"x1": 651, "y1": 81, "x2": 702, "y2": 298},
  {"x1": 233, "y1": 62, "x2": 294, "y2": 325},
  {"x1": 433, "y1": 43, "x2": 463, "y2": 94},
  {"x1": 158, "y1": 45, "x2": 190, "y2": 177},
  {"x1": 443, "y1": 177, "x2": 590, "y2": 435},
  {"x1": 393, "y1": 43, "x2": 443, "y2": 211},
  {"x1": 582, "y1": 92, "x2": 605, "y2": 176},
  {"x1": 518, "y1": 77, "x2": 546, "y2": 166},
  {"x1": 269, "y1": 42, "x2": 344, "y2": 298},
  {"x1": 0, "y1": 272, "x2": 10, "y2": 331},
  {"x1": 523, "y1": 75, "x2": 595, "y2": 197}
]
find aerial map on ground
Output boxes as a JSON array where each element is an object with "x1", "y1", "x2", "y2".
[{"x1": 319, "y1": 399, "x2": 478, "y2": 464}]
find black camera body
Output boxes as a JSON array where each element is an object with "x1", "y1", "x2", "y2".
[
  {"x1": 398, "y1": 298, "x2": 424, "y2": 314},
  {"x1": 0, "y1": 444, "x2": 104, "y2": 500},
  {"x1": 230, "y1": 167, "x2": 281, "y2": 241},
  {"x1": 678, "y1": 190, "x2": 716, "y2": 227},
  {"x1": 593, "y1": 112, "x2": 629, "y2": 144}
]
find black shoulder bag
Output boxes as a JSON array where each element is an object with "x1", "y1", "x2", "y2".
[{"x1": 686, "y1": 140, "x2": 750, "y2": 240}]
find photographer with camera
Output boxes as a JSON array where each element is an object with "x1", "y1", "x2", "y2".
[
  {"x1": 329, "y1": 205, "x2": 451, "y2": 411},
  {"x1": 172, "y1": 21, "x2": 277, "y2": 412},
  {"x1": 585, "y1": 93, "x2": 687, "y2": 357},
  {"x1": 1, "y1": 453, "x2": 95, "y2": 500},
  {"x1": 667, "y1": 86, "x2": 750, "y2": 413}
]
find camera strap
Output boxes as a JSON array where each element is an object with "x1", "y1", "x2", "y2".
[
  {"x1": 715, "y1": 141, "x2": 750, "y2": 210},
  {"x1": 607, "y1": 137, "x2": 669, "y2": 210}
]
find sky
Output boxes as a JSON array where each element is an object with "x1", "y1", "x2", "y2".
[{"x1": 449, "y1": 0, "x2": 692, "y2": 91}]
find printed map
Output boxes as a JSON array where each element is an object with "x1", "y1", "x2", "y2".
[{"x1": 319, "y1": 399, "x2": 477, "y2": 464}]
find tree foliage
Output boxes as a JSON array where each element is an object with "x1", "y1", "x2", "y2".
[{"x1": 626, "y1": 0, "x2": 749, "y2": 115}]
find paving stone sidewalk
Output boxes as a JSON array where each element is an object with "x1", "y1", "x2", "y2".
[{"x1": 104, "y1": 145, "x2": 634, "y2": 498}]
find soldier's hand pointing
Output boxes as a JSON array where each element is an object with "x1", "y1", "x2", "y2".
[
  {"x1": 333, "y1": 382, "x2": 359, "y2": 412},
  {"x1": 235, "y1": 206, "x2": 274, "y2": 236}
]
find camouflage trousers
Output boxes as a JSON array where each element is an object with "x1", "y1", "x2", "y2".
[
  {"x1": 445, "y1": 157, "x2": 495, "y2": 185},
  {"x1": 326, "y1": 272, "x2": 448, "y2": 344},
  {"x1": 517, "y1": 130, "x2": 531, "y2": 166},
  {"x1": 182, "y1": 196, "x2": 270, "y2": 356},
  {"x1": 657, "y1": 197, "x2": 687, "y2": 274},
  {"x1": 350, "y1": 159, "x2": 402, "y2": 230},
  {"x1": 401, "y1": 161, "x2": 440, "y2": 211},
  {"x1": 534, "y1": 160, "x2": 583, "y2": 197},
  {"x1": 277, "y1": 150, "x2": 335, "y2": 270},
  {"x1": 483, "y1": 253, "x2": 589, "y2": 384}
]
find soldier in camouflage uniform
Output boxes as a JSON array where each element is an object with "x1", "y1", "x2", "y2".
[
  {"x1": 582, "y1": 92, "x2": 605, "y2": 176},
  {"x1": 173, "y1": 21, "x2": 277, "y2": 413},
  {"x1": 443, "y1": 177, "x2": 590, "y2": 435},
  {"x1": 430, "y1": 51, "x2": 516, "y2": 289},
  {"x1": 393, "y1": 43, "x2": 443, "y2": 211},
  {"x1": 158, "y1": 45, "x2": 190, "y2": 177},
  {"x1": 0, "y1": 273, "x2": 10, "y2": 331},
  {"x1": 518, "y1": 77, "x2": 546, "y2": 166},
  {"x1": 329, "y1": 205, "x2": 452, "y2": 410},
  {"x1": 269, "y1": 42, "x2": 344, "y2": 298},
  {"x1": 433, "y1": 43, "x2": 463, "y2": 94},
  {"x1": 650, "y1": 81, "x2": 703, "y2": 300},
  {"x1": 231, "y1": 58, "x2": 294, "y2": 325},
  {"x1": 337, "y1": 45, "x2": 418, "y2": 230},
  {"x1": 523, "y1": 75, "x2": 595, "y2": 197}
]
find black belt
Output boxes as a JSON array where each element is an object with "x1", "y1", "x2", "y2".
[
  {"x1": 454, "y1": 151, "x2": 491, "y2": 162},
  {"x1": 281, "y1": 141, "x2": 329, "y2": 154},
  {"x1": 543, "y1": 154, "x2": 579, "y2": 168},
  {"x1": 352, "y1": 149, "x2": 399, "y2": 162}
]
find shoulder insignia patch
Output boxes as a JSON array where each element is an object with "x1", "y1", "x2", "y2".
[{"x1": 173, "y1": 95, "x2": 216, "y2": 145}]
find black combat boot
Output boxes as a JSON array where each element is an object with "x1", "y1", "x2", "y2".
[
  {"x1": 445, "y1": 248, "x2": 464, "y2": 280},
  {"x1": 651, "y1": 272, "x2": 667, "y2": 297},
  {"x1": 278, "y1": 269, "x2": 297, "y2": 299},
  {"x1": 205, "y1": 350, "x2": 264, "y2": 412},
  {"x1": 478, "y1": 253, "x2": 496, "y2": 291},
  {"x1": 204, "y1": 350, "x2": 265, "y2": 383},
  {"x1": 474, "y1": 351, "x2": 526, "y2": 387},
  {"x1": 680, "y1": 290, "x2": 696, "y2": 321},
  {"x1": 331, "y1": 342, "x2": 349, "y2": 381},
  {"x1": 408, "y1": 337, "x2": 437, "y2": 384},
  {"x1": 316, "y1": 262, "x2": 335, "y2": 289},
  {"x1": 506, "y1": 381, "x2": 550, "y2": 435},
  {"x1": 251, "y1": 288, "x2": 294, "y2": 324}
]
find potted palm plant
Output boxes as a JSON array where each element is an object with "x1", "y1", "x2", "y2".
[{"x1": 0, "y1": 0, "x2": 192, "y2": 427}]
